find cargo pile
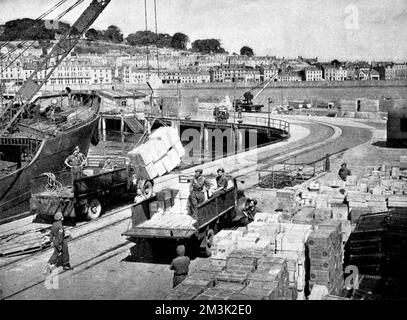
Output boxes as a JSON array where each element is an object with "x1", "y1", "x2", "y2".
[
  {"x1": 137, "y1": 187, "x2": 196, "y2": 231},
  {"x1": 307, "y1": 222, "x2": 344, "y2": 296},
  {"x1": 128, "y1": 127, "x2": 185, "y2": 179}
]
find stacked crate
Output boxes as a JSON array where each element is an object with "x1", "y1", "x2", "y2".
[
  {"x1": 244, "y1": 255, "x2": 290, "y2": 300},
  {"x1": 345, "y1": 213, "x2": 386, "y2": 276},
  {"x1": 307, "y1": 226, "x2": 343, "y2": 295},
  {"x1": 276, "y1": 189, "x2": 298, "y2": 220},
  {"x1": 165, "y1": 283, "x2": 207, "y2": 300}
]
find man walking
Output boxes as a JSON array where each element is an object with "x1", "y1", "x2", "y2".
[
  {"x1": 188, "y1": 169, "x2": 212, "y2": 218},
  {"x1": 338, "y1": 162, "x2": 351, "y2": 182},
  {"x1": 169, "y1": 245, "x2": 190, "y2": 288},
  {"x1": 44, "y1": 212, "x2": 73, "y2": 274}
]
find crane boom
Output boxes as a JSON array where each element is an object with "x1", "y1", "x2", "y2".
[
  {"x1": 0, "y1": 0, "x2": 111, "y2": 136},
  {"x1": 252, "y1": 73, "x2": 279, "y2": 101}
]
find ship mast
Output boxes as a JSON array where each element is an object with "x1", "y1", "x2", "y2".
[{"x1": 0, "y1": 0, "x2": 112, "y2": 137}]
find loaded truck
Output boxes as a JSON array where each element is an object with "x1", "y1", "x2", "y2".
[
  {"x1": 122, "y1": 176, "x2": 251, "y2": 256},
  {"x1": 30, "y1": 126, "x2": 184, "y2": 222},
  {"x1": 30, "y1": 155, "x2": 154, "y2": 222}
]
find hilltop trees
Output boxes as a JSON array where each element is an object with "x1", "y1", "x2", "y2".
[
  {"x1": 126, "y1": 31, "x2": 172, "y2": 47},
  {"x1": 104, "y1": 25, "x2": 123, "y2": 43},
  {"x1": 0, "y1": 18, "x2": 56, "y2": 41},
  {"x1": 191, "y1": 39, "x2": 226, "y2": 54},
  {"x1": 240, "y1": 46, "x2": 254, "y2": 57},
  {"x1": 171, "y1": 32, "x2": 189, "y2": 50}
]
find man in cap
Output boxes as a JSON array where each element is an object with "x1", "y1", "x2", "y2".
[
  {"x1": 44, "y1": 212, "x2": 73, "y2": 274},
  {"x1": 188, "y1": 168, "x2": 212, "y2": 218},
  {"x1": 65, "y1": 146, "x2": 86, "y2": 180},
  {"x1": 338, "y1": 162, "x2": 351, "y2": 182},
  {"x1": 169, "y1": 245, "x2": 190, "y2": 288},
  {"x1": 211, "y1": 168, "x2": 228, "y2": 197}
]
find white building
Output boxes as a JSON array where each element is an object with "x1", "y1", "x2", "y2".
[{"x1": 305, "y1": 67, "x2": 323, "y2": 81}]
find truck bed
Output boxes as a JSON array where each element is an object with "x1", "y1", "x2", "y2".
[{"x1": 123, "y1": 185, "x2": 237, "y2": 240}]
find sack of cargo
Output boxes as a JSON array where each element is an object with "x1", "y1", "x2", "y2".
[
  {"x1": 149, "y1": 136, "x2": 171, "y2": 155},
  {"x1": 167, "y1": 148, "x2": 181, "y2": 167},
  {"x1": 160, "y1": 155, "x2": 173, "y2": 172},
  {"x1": 172, "y1": 140, "x2": 185, "y2": 157},
  {"x1": 166, "y1": 127, "x2": 181, "y2": 146},
  {"x1": 154, "y1": 160, "x2": 167, "y2": 176},
  {"x1": 136, "y1": 163, "x2": 158, "y2": 180}
]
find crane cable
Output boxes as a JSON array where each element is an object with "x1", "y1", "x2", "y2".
[
  {"x1": 154, "y1": 0, "x2": 160, "y2": 77},
  {"x1": 144, "y1": 0, "x2": 150, "y2": 78},
  {"x1": 0, "y1": 0, "x2": 83, "y2": 74}
]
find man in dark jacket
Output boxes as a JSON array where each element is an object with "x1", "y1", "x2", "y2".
[
  {"x1": 338, "y1": 162, "x2": 351, "y2": 181},
  {"x1": 188, "y1": 169, "x2": 212, "y2": 218},
  {"x1": 44, "y1": 212, "x2": 73, "y2": 274},
  {"x1": 169, "y1": 245, "x2": 190, "y2": 288},
  {"x1": 215, "y1": 168, "x2": 228, "y2": 192}
]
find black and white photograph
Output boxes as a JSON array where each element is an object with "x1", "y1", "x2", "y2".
[{"x1": 0, "y1": 0, "x2": 407, "y2": 306}]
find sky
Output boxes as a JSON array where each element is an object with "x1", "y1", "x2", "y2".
[{"x1": 0, "y1": 0, "x2": 406, "y2": 61}]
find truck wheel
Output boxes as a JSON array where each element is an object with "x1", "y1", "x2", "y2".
[
  {"x1": 142, "y1": 181, "x2": 153, "y2": 198},
  {"x1": 87, "y1": 198, "x2": 102, "y2": 220},
  {"x1": 201, "y1": 228, "x2": 214, "y2": 257}
]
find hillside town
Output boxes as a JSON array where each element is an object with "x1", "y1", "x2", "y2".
[{"x1": 1, "y1": 41, "x2": 407, "y2": 89}]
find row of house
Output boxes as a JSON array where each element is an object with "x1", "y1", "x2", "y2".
[{"x1": 1, "y1": 49, "x2": 406, "y2": 86}]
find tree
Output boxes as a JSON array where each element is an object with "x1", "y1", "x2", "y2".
[
  {"x1": 126, "y1": 31, "x2": 156, "y2": 46},
  {"x1": 191, "y1": 39, "x2": 226, "y2": 54},
  {"x1": 85, "y1": 28, "x2": 102, "y2": 41},
  {"x1": 104, "y1": 25, "x2": 123, "y2": 43},
  {"x1": 331, "y1": 59, "x2": 341, "y2": 68},
  {"x1": 240, "y1": 46, "x2": 254, "y2": 57},
  {"x1": 171, "y1": 32, "x2": 189, "y2": 50}
]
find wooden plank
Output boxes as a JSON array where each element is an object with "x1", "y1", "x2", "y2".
[{"x1": 123, "y1": 227, "x2": 195, "y2": 239}]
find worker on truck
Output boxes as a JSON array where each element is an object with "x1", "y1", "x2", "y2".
[
  {"x1": 188, "y1": 169, "x2": 212, "y2": 218},
  {"x1": 44, "y1": 212, "x2": 73, "y2": 274},
  {"x1": 64, "y1": 146, "x2": 86, "y2": 180},
  {"x1": 210, "y1": 168, "x2": 229, "y2": 197},
  {"x1": 169, "y1": 245, "x2": 190, "y2": 288}
]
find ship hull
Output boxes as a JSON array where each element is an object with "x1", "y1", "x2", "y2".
[{"x1": 0, "y1": 115, "x2": 100, "y2": 224}]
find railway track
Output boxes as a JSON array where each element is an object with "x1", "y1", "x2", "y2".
[{"x1": 1, "y1": 116, "x2": 378, "y2": 300}]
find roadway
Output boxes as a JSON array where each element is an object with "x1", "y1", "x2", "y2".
[{"x1": 0, "y1": 114, "x2": 379, "y2": 300}]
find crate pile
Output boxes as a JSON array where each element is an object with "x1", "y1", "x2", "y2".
[
  {"x1": 276, "y1": 189, "x2": 299, "y2": 221},
  {"x1": 139, "y1": 187, "x2": 196, "y2": 231},
  {"x1": 345, "y1": 213, "x2": 386, "y2": 276},
  {"x1": 128, "y1": 127, "x2": 184, "y2": 179},
  {"x1": 307, "y1": 223, "x2": 344, "y2": 296},
  {"x1": 166, "y1": 263, "x2": 223, "y2": 300}
]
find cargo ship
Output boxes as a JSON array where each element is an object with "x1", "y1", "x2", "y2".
[{"x1": 0, "y1": 91, "x2": 101, "y2": 223}]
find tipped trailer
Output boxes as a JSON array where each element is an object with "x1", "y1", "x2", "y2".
[
  {"x1": 30, "y1": 156, "x2": 154, "y2": 222},
  {"x1": 122, "y1": 176, "x2": 250, "y2": 256}
]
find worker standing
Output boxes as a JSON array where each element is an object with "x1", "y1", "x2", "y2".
[
  {"x1": 103, "y1": 157, "x2": 117, "y2": 172},
  {"x1": 169, "y1": 245, "x2": 190, "y2": 288},
  {"x1": 188, "y1": 169, "x2": 212, "y2": 218},
  {"x1": 64, "y1": 146, "x2": 86, "y2": 180},
  {"x1": 44, "y1": 212, "x2": 73, "y2": 274},
  {"x1": 338, "y1": 162, "x2": 352, "y2": 182},
  {"x1": 244, "y1": 199, "x2": 260, "y2": 224}
]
